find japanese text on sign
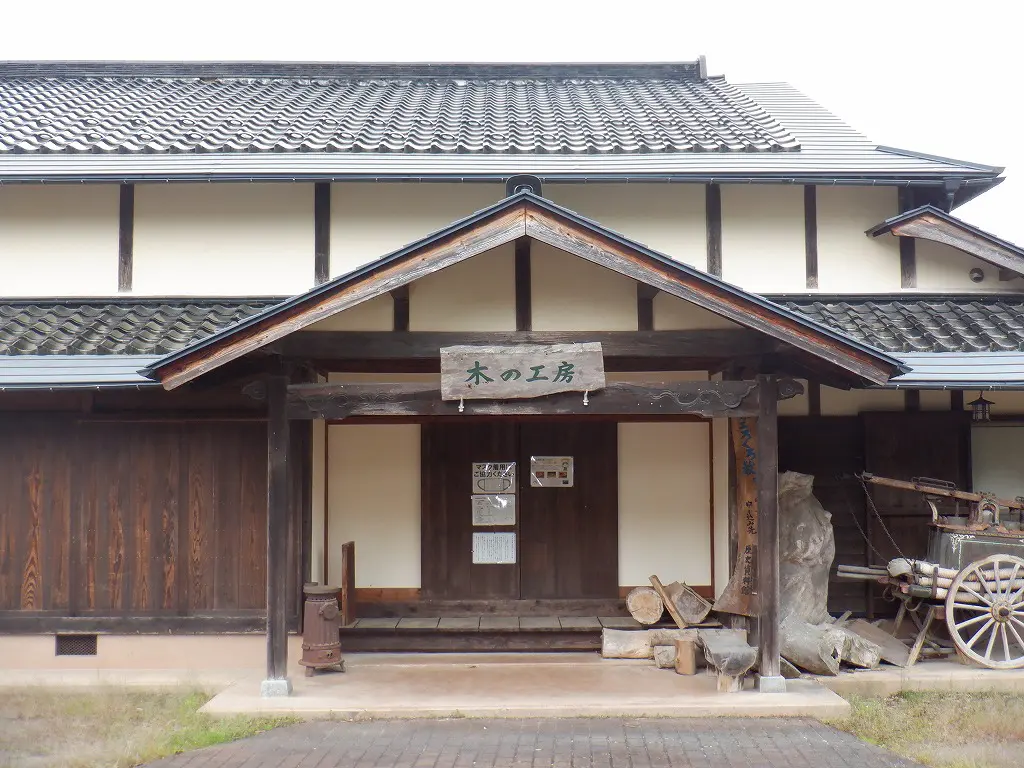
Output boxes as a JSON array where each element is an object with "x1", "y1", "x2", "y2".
[
  {"x1": 472, "y1": 532, "x2": 517, "y2": 564},
  {"x1": 440, "y1": 343, "x2": 606, "y2": 401},
  {"x1": 472, "y1": 462, "x2": 516, "y2": 493},
  {"x1": 472, "y1": 494, "x2": 516, "y2": 526}
]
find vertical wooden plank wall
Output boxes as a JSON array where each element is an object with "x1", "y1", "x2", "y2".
[{"x1": 0, "y1": 417, "x2": 288, "y2": 623}]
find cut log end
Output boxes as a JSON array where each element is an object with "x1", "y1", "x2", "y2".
[{"x1": 626, "y1": 586, "x2": 665, "y2": 625}]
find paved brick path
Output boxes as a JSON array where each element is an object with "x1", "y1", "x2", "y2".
[{"x1": 149, "y1": 718, "x2": 922, "y2": 768}]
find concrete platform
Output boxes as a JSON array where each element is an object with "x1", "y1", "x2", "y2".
[
  {"x1": 201, "y1": 652, "x2": 850, "y2": 719},
  {"x1": 817, "y1": 659, "x2": 1024, "y2": 696}
]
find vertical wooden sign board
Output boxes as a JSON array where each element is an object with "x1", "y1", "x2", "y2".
[{"x1": 713, "y1": 417, "x2": 759, "y2": 617}]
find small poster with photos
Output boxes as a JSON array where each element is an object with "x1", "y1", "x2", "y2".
[{"x1": 530, "y1": 456, "x2": 574, "y2": 488}]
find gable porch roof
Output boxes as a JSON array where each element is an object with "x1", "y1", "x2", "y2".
[{"x1": 142, "y1": 191, "x2": 904, "y2": 389}]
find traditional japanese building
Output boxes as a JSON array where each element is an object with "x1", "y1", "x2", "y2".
[{"x1": 0, "y1": 59, "x2": 1018, "y2": 694}]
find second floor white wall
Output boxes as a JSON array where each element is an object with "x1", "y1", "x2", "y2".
[{"x1": 0, "y1": 181, "x2": 1016, "y2": 298}]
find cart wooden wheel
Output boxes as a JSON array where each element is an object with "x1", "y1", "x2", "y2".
[{"x1": 945, "y1": 554, "x2": 1024, "y2": 669}]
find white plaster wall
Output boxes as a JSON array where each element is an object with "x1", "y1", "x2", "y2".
[
  {"x1": 306, "y1": 295, "x2": 394, "y2": 331},
  {"x1": 311, "y1": 418, "x2": 326, "y2": 584},
  {"x1": 817, "y1": 187, "x2": 901, "y2": 292},
  {"x1": 326, "y1": 424, "x2": 421, "y2": 588},
  {"x1": 132, "y1": 183, "x2": 313, "y2": 296},
  {"x1": 330, "y1": 182, "x2": 504, "y2": 277},
  {"x1": 410, "y1": 244, "x2": 516, "y2": 331},
  {"x1": 712, "y1": 415, "x2": 730, "y2": 599},
  {"x1": 920, "y1": 390, "x2": 953, "y2": 411},
  {"x1": 619, "y1": 422, "x2": 712, "y2": 587},
  {"x1": 982, "y1": 390, "x2": 1024, "y2": 414},
  {"x1": 0, "y1": 185, "x2": 118, "y2": 296},
  {"x1": 972, "y1": 425, "x2": 1024, "y2": 499},
  {"x1": 721, "y1": 185, "x2": 805, "y2": 293},
  {"x1": 544, "y1": 183, "x2": 707, "y2": 268},
  {"x1": 532, "y1": 243, "x2": 637, "y2": 331},
  {"x1": 915, "y1": 238, "x2": 1024, "y2": 293},
  {"x1": 820, "y1": 386, "x2": 905, "y2": 416},
  {"x1": 654, "y1": 293, "x2": 741, "y2": 330}
]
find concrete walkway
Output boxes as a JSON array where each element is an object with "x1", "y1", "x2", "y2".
[
  {"x1": 146, "y1": 717, "x2": 921, "y2": 768},
  {"x1": 201, "y1": 653, "x2": 850, "y2": 719}
]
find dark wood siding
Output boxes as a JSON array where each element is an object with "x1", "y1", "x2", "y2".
[
  {"x1": 0, "y1": 416, "x2": 296, "y2": 629},
  {"x1": 779, "y1": 416, "x2": 867, "y2": 615}
]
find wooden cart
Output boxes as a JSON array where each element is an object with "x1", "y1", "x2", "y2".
[{"x1": 844, "y1": 475, "x2": 1024, "y2": 669}]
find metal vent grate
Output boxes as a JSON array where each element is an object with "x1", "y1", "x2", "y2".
[{"x1": 55, "y1": 634, "x2": 98, "y2": 656}]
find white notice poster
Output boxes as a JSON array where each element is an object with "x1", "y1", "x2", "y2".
[
  {"x1": 471, "y1": 462, "x2": 516, "y2": 493},
  {"x1": 530, "y1": 456, "x2": 574, "y2": 487},
  {"x1": 472, "y1": 532, "x2": 517, "y2": 564},
  {"x1": 471, "y1": 494, "x2": 516, "y2": 526}
]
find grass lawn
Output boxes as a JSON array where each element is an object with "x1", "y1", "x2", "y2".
[
  {"x1": 0, "y1": 688, "x2": 296, "y2": 768},
  {"x1": 830, "y1": 690, "x2": 1024, "y2": 768}
]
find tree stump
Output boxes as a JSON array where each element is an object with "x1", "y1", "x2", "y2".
[{"x1": 626, "y1": 586, "x2": 664, "y2": 625}]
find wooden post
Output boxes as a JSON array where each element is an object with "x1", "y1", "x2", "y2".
[
  {"x1": 755, "y1": 374, "x2": 784, "y2": 692},
  {"x1": 262, "y1": 375, "x2": 292, "y2": 697}
]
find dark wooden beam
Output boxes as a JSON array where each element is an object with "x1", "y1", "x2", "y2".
[
  {"x1": 807, "y1": 380, "x2": 821, "y2": 417},
  {"x1": 804, "y1": 185, "x2": 817, "y2": 290},
  {"x1": 706, "y1": 183, "x2": 722, "y2": 277},
  {"x1": 889, "y1": 212, "x2": 1024, "y2": 278},
  {"x1": 898, "y1": 187, "x2": 917, "y2": 289},
  {"x1": 636, "y1": 285, "x2": 659, "y2": 332},
  {"x1": 756, "y1": 373, "x2": 782, "y2": 688},
  {"x1": 391, "y1": 285, "x2": 410, "y2": 332},
  {"x1": 0, "y1": 612, "x2": 274, "y2": 635},
  {"x1": 515, "y1": 237, "x2": 532, "y2": 331},
  {"x1": 283, "y1": 379, "x2": 804, "y2": 421},
  {"x1": 314, "y1": 182, "x2": 331, "y2": 285},
  {"x1": 265, "y1": 375, "x2": 291, "y2": 691},
  {"x1": 951, "y1": 390, "x2": 965, "y2": 412},
  {"x1": 904, "y1": 389, "x2": 921, "y2": 412},
  {"x1": 278, "y1": 329, "x2": 774, "y2": 362},
  {"x1": 117, "y1": 184, "x2": 134, "y2": 292}
]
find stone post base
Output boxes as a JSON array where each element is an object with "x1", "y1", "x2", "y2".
[
  {"x1": 260, "y1": 678, "x2": 293, "y2": 697},
  {"x1": 756, "y1": 674, "x2": 787, "y2": 693}
]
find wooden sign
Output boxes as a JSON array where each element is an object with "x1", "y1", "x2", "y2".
[
  {"x1": 440, "y1": 343, "x2": 606, "y2": 401},
  {"x1": 714, "y1": 417, "x2": 760, "y2": 617}
]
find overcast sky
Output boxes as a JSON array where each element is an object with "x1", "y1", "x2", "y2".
[{"x1": 7, "y1": 1, "x2": 1022, "y2": 243}]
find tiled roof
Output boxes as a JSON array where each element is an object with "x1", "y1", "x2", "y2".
[
  {"x1": 3, "y1": 295, "x2": 1024, "y2": 360},
  {"x1": 773, "y1": 296, "x2": 1024, "y2": 354},
  {"x1": 0, "y1": 63, "x2": 798, "y2": 156},
  {"x1": 0, "y1": 299, "x2": 281, "y2": 355},
  {"x1": 0, "y1": 62, "x2": 1001, "y2": 189}
]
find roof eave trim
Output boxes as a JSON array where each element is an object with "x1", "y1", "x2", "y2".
[{"x1": 876, "y1": 145, "x2": 1005, "y2": 174}]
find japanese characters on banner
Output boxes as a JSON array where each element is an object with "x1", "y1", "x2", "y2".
[
  {"x1": 440, "y1": 343, "x2": 606, "y2": 401},
  {"x1": 713, "y1": 417, "x2": 760, "y2": 617}
]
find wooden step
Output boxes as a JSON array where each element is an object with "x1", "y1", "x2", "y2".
[{"x1": 357, "y1": 598, "x2": 628, "y2": 618}]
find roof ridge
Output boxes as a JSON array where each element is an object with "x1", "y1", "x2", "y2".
[{"x1": 0, "y1": 60, "x2": 706, "y2": 80}]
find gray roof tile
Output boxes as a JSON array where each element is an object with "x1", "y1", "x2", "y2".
[
  {"x1": 2, "y1": 295, "x2": 1024, "y2": 359},
  {"x1": 0, "y1": 299, "x2": 281, "y2": 356},
  {"x1": 774, "y1": 296, "x2": 1024, "y2": 354},
  {"x1": 0, "y1": 67, "x2": 799, "y2": 156}
]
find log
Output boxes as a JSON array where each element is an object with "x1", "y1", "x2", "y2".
[
  {"x1": 845, "y1": 619, "x2": 911, "y2": 667},
  {"x1": 779, "y1": 616, "x2": 843, "y2": 675},
  {"x1": 663, "y1": 580, "x2": 713, "y2": 625},
  {"x1": 648, "y1": 627, "x2": 704, "y2": 646},
  {"x1": 649, "y1": 575, "x2": 688, "y2": 628},
  {"x1": 601, "y1": 629, "x2": 653, "y2": 659},
  {"x1": 626, "y1": 587, "x2": 664, "y2": 625},
  {"x1": 674, "y1": 639, "x2": 697, "y2": 675},
  {"x1": 653, "y1": 645, "x2": 676, "y2": 669},
  {"x1": 836, "y1": 628, "x2": 882, "y2": 669}
]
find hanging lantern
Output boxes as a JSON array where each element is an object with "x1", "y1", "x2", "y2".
[{"x1": 968, "y1": 391, "x2": 994, "y2": 422}]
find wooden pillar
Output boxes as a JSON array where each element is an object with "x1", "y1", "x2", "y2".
[
  {"x1": 755, "y1": 374, "x2": 785, "y2": 692},
  {"x1": 262, "y1": 375, "x2": 292, "y2": 697}
]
